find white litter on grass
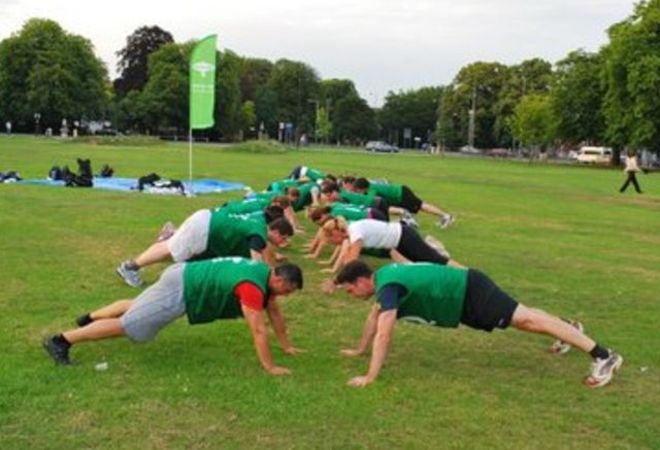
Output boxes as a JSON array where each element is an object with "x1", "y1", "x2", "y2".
[{"x1": 95, "y1": 362, "x2": 108, "y2": 371}]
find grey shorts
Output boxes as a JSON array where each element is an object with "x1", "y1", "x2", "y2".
[
  {"x1": 121, "y1": 264, "x2": 186, "y2": 342},
  {"x1": 166, "y1": 209, "x2": 211, "y2": 262}
]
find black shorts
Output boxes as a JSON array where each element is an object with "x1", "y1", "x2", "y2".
[
  {"x1": 370, "y1": 196, "x2": 390, "y2": 219},
  {"x1": 461, "y1": 269, "x2": 519, "y2": 332},
  {"x1": 401, "y1": 185, "x2": 423, "y2": 213},
  {"x1": 395, "y1": 224, "x2": 448, "y2": 264},
  {"x1": 367, "y1": 208, "x2": 388, "y2": 222}
]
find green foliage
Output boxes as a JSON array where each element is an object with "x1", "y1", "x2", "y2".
[
  {"x1": 551, "y1": 50, "x2": 606, "y2": 145},
  {"x1": 0, "y1": 19, "x2": 109, "y2": 131},
  {"x1": 225, "y1": 139, "x2": 287, "y2": 153},
  {"x1": 268, "y1": 59, "x2": 320, "y2": 134},
  {"x1": 240, "y1": 100, "x2": 257, "y2": 137},
  {"x1": 379, "y1": 86, "x2": 443, "y2": 147},
  {"x1": 214, "y1": 49, "x2": 243, "y2": 140},
  {"x1": 255, "y1": 86, "x2": 280, "y2": 137},
  {"x1": 333, "y1": 95, "x2": 377, "y2": 142},
  {"x1": 315, "y1": 106, "x2": 332, "y2": 142},
  {"x1": 510, "y1": 93, "x2": 555, "y2": 148},
  {"x1": 602, "y1": 0, "x2": 660, "y2": 153},
  {"x1": 239, "y1": 57, "x2": 274, "y2": 102},
  {"x1": 114, "y1": 26, "x2": 174, "y2": 95}
]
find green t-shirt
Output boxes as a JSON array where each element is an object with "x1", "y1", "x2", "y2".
[
  {"x1": 330, "y1": 203, "x2": 369, "y2": 222},
  {"x1": 368, "y1": 183, "x2": 402, "y2": 205},
  {"x1": 268, "y1": 179, "x2": 299, "y2": 193},
  {"x1": 303, "y1": 167, "x2": 325, "y2": 182},
  {"x1": 375, "y1": 263, "x2": 468, "y2": 327},
  {"x1": 183, "y1": 257, "x2": 270, "y2": 324},
  {"x1": 339, "y1": 190, "x2": 375, "y2": 207},
  {"x1": 221, "y1": 197, "x2": 270, "y2": 215},
  {"x1": 201, "y1": 210, "x2": 267, "y2": 260},
  {"x1": 293, "y1": 182, "x2": 318, "y2": 211}
]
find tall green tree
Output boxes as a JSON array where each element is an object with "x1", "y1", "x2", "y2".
[
  {"x1": 333, "y1": 95, "x2": 377, "y2": 143},
  {"x1": 254, "y1": 86, "x2": 279, "y2": 138},
  {"x1": 510, "y1": 94, "x2": 555, "y2": 150},
  {"x1": 0, "y1": 19, "x2": 108, "y2": 131},
  {"x1": 239, "y1": 57, "x2": 273, "y2": 102},
  {"x1": 379, "y1": 86, "x2": 443, "y2": 147},
  {"x1": 602, "y1": 0, "x2": 660, "y2": 156},
  {"x1": 114, "y1": 26, "x2": 173, "y2": 96},
  {"x1": 315, "y1": 106, "x2": 332, "y2": 143},
  {"x1": 268, "y1": 59, "x2": 320, "y2": 135},
  {"x1": 551, "y1": 50, "x2": 605, "y2": 145}
]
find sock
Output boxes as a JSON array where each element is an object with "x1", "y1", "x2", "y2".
[
  {"x1": 76, "y1": 313, "x2": 93, "y2": 327},
  {"x1": 124, "y1": 260, "x2": 140, "y2": 271},
  {"x1": 54, "y1": 334, "x2": 71, "y2": 348},
  {"x1": 589, "y1": 344, "x2": 609, "y2": 360}
]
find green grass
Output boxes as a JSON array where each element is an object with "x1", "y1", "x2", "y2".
[{"x1": 0, "y1": 136, "x2": 659, "y2": 449}]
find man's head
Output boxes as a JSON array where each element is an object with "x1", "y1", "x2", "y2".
[
  {"x1": 285, "y1": 187, "x2": 301, "y2": 204},
  {"x1": 353, "y1": 177, "x2": 370, "y2": 193},
  {"x1": 263, "y1": 205, "x2": 285, "y2": 223},
  {"x1": 267, "y1": 218, "x2": 294, "y2": 246},
  {"x1": 340, "y1": 176, "x2": 356, "y2": 191},
  {"x1": 320, "y1": 181, "x2": 340, "y2": 202},
  {"x1": 269, "y1": 263, "x2": 304, "y2": 295},
  {"x1": 309, "y1": 206, "x2": 332, "y2": 226},
  {"x1": 322, "y1": 217, "x2": 348, "y2": 245},
  {"x1": 335, "y1": 260, "x2": 375, "y2": 299},
  {"x1": 271, "y1": 195, "x2": 290, "y2": 209}
]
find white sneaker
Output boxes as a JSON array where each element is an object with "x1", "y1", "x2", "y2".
[
  {"x1": 550, "y1": 320, "x2": 584, "y2": 354},
  {"x1": 116, "y1": 262, "x2": 143, "y2": 288},
  {"x1": 437, "y1": 214, "x2": 454, "y2": 228},
  {"x1": 584, "y1": 351, "x2": 623, "y2": 388}
]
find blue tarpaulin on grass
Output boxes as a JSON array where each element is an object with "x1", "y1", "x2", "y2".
[{"x1": 18, "y1": 177, "x2": 245, "y2": 195}]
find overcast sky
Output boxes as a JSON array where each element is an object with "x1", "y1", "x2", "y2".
[{"x1": 0, "y1": 0, "x2": 635, "y2": 105}]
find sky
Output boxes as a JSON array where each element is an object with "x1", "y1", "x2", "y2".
[{"x1": 0, "y1": 0, "x2": 636, "y2": 106}]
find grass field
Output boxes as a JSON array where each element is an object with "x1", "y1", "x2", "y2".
[{"x1": 1, "y1": 136, "x2": 659, "y2": 449}]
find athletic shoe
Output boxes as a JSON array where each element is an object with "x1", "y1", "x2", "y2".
[
  {"x1": 116, "y1": 262, "x2": 143, "y2": 288},
  {"x1": 401, "y1": 211, "x2": 419, "y2": 228},
  {"x1": 438, "y1": 214, "x2": 454, "y2": 229},
  {"x1": 550, "y1": 320, "x2": 584, "y2": 354},
  {"x1": 425, "y1": 235, "x2": 451, "y2": 259},
  {"x1": 584, "y1": 351, "x2": 623, "y2": 388},
  {"x1": 42, "y1": 335, "x2": 71, "y2": 365},
  {"x1": 156, "y1": 221, "x2": 176, "y2": 242},
  {"x1": 75, "y1": 313, "x2": 93, "y2": 327}
]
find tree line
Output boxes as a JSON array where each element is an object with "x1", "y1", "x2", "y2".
[{"x1": 0, "y1": 0, "x2": 658, "y2": 159}]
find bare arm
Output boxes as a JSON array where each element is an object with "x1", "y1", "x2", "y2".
[
  {"x1": 348, "y1": 309, "x2": 397, "y2": 387},
  {"x1": 242, "y1": 304, "x2": 290, "y2": 375},
  {"x1": 266, "y1": 299, "x2": 302, "y2": 354},
  {"x1": 341, "y1": 304, "x2": 380, "y2": 356}
]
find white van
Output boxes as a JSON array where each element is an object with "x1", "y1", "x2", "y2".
[{"x1": 576, "y1": 146, "x2": 612, "y2": 164}]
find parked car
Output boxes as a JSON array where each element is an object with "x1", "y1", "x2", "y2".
[
  {"x1": 576, "y1": 146, "x2": 612, "y2": 164},
  {"x1": 365, "y1": 141, "x2": 399, "y2": 153}
]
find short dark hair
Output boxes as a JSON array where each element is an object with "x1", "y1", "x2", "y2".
[
  {"x1": 268, "y1": 217, "x2": 294, "y2": 236},
  {"x1": 353, "y1": 177, "x2": 370, "y2": 190},
  {"x1": 263, "y1": 205, "x2": 284, "y2": 223},
  {"x1": 286, "y1": 187, "x2": 300, "y2": 198},
  {"x1": 309, "y1": 206, "x2": 331, "y2": 224},
  {"x1": 321, "y1": 181, "x2": 339, "y2": 194},
  {"x1": 336, "y1": 260, "x2": 373, "y2": 284},
  {"x1": 274, "y1": 263, "x2": 304, "y2": 289},
  {"x1": 271, "y1": 195, "x2": 290, "y2": 208}
]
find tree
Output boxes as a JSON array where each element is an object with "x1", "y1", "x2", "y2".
[
  {"x1": 114, "y1": 26, "x2": 173, "y2": 96},
  {"x1": 510, "y1": 94, "x2": 555, "y2": 150},
  {"x1": 315, "y1": 106, "x2": 332, "y2": 143},
  {"x1": 0, "y1": 19, "x2": 109, "y2": 132},
  {"x1": 602, "y1": 0, "x2": 660, "y2": 157},
  {"x1": 268, "y1": 59, "x2": 320, "y2": 136},
  {"x1": 333, "y1": 95, "x2": 377, "y2": 143},
  {"x1": 254, "y1": 86, "x2": 279, "y2": 138},
  {"x1": 437, "y1": 62, "x2": 509, "y2": 149},
  {"x1": 240, "y1": 100, "x2": 257, "y2": 139},
  {"x1": 551, "y1": 50, "x2": 605, "y2": 146},
  {"x1": 379, "y1": 86, "x2": 443, "y2": 147},
  {"x1": 214, "y1": 49, "x2": 243, "y2": 140},
  {"x1": 239, "y1": 57, "x2": 273, "y2": 102}
]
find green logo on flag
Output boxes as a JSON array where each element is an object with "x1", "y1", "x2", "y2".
[{"x1": 189, "y1": 35, "x2": 217, "y2": 129}]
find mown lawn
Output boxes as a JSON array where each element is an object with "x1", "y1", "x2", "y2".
[{"x1": 1, "y1": 136, "x2": 659, "y2": 449}]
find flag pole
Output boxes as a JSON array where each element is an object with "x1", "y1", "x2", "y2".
[{"x1": 188, "y1": 128, "x2": 193, "y2": 196}]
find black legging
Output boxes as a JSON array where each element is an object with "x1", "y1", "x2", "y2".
[
  {"x1": 619, "y1": 172, "x2": 642, "y2": 193},
  {"x1": 395, "y1": 224, "x2": 448, "y2": 264}
]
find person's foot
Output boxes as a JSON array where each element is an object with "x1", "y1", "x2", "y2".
[
  {"x1": 116, "y1": 262, "x2": 143, "y2": 288},
  {"x1": 584, "y1": 351, "x2": 623, "y2": 388},
  {"x1": 401, "y1": 211, "x2": 418, "y2": 228},
  {"x1": 437, "y1": 214, "x2": 454, "y2": 228},
  {"x1": 42, "y1": 335, "x2": 71, "y2": 365},
  {"x1": 550, "y1": 320, "x2": 584, "y2": 354},
  {"x1": 156, "y1": 221, "x2": 176, "y2": 242},
  {"x1": 76, "y1": 313, "x2": 93, "y2": 327}
]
